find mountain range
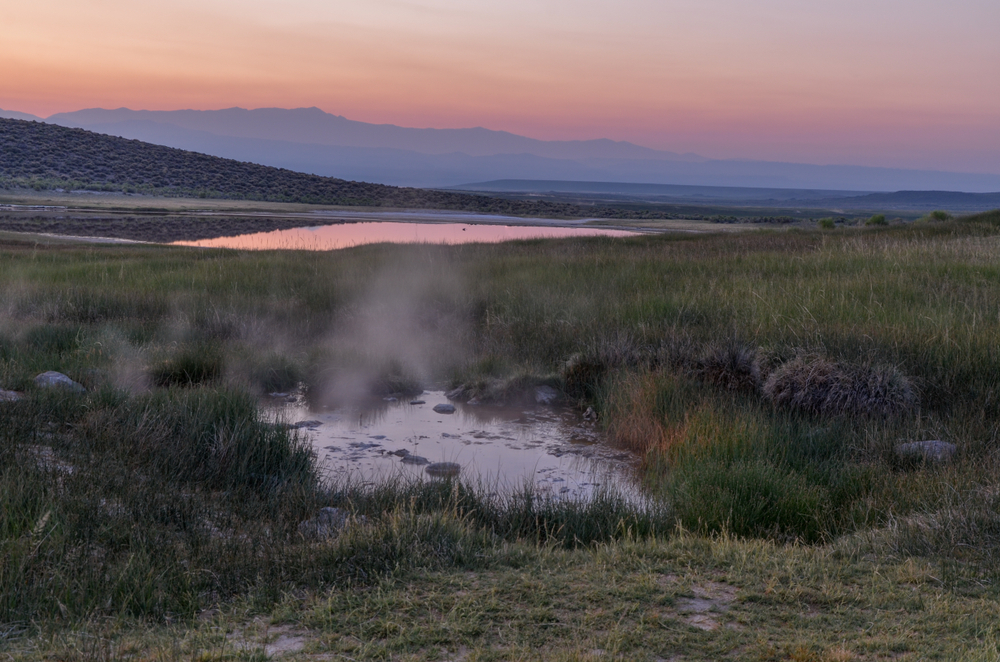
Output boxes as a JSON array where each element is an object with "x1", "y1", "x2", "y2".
[{"x1": 3, "y1": 107, "x2": 999, "y2": 193}]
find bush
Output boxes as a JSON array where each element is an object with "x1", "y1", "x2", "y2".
[
  {"x1": 763, "y1": 354, "x2": 918, "y2": 418},
  {"x1": 866, "y1": 214, "x2": 887, "y2": 226},
  {"x1": 929, "y1": 210, "x2": 952, "y2": 221},
  {"x1": 818, "y1": 218, "x2": 836, "y2": 229},
  {"x1": 150, "y1": 344, "x2": 224, "y2": 387},
  {"x1": 696, "y1": 341, "x2": 761, "y2": 393}
]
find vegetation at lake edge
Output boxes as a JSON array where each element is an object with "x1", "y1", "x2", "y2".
[{"x1": 3, "y1": 210, "x2": 1000, "y2": 659}]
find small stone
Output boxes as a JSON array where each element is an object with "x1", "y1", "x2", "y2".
[
  {"x1": 389, "y1": 449, "x2": 411, "y2": 457},
  {"x1": 34, "y1": 371, "x2": 85, "y2": 393},
  {"x1": 466, "y1": 398, "x2": 481, "y2": 405},
  {"x1": 409, "y1": 400, "x2": 426, "y2": 405},
  {"x1": 425, "y1": 462, "x2": 461, "y2": 477},
  {"x1": 896, "y1": 440, "x2": 956, "y2": 463},
  {"x1": 384, "y1": 397, "x2": 398, "y2": 402},
  {"x1": 268, "y1": 392, "x2": 289, "y2": 398},
  {"x1": 534, "y1": 385, "x2": 560, "y2": 405},
  {"x1": 583, "y1": 407, "x2": 597, "y2": 420},
  {"x1": 298, "y1": 507, "x2": 349, "y2": 540},
  {"x1": 401, "y1": 455, "x2": 430, "y2": 465},
  {"x1": 0, "y1": 389, "x2": 22, "y2": 403},
  {"x1": 432, "y1": 403, "x2": 456, "y2": 414}
]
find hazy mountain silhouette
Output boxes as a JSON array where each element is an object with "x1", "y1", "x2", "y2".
[
  {"x1": 17, "y1": 106, "x2": 1000, "y2": 192},
  {"x1": 48, "y1": 107, "x2": 696, "y2": 161},
  {"x1": 0, "y1": 109, "x2": 43, "y2": 122}
]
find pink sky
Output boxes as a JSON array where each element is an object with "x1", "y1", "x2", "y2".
[{"x1": 2, "y1": 0, "x2": 999, "y2": 172}]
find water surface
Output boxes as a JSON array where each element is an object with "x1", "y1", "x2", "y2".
[
  {"x1": 273, "y1": 390, "x2": 640, "y2": 498},
  {"x1": 175, "y1": 221, "x2": 638, "y2": 250}
]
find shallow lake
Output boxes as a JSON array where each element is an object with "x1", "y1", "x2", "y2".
[
  {"x1": 271, "y1": 390, "x2": 641, "y2": 498},
  {"x1": 174, "y1": 221, "x2": 638, "y2": 250}
]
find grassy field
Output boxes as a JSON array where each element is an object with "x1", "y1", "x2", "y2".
[{"x1": 2, "y1": 210, "x2": 1000, "y2": 659}]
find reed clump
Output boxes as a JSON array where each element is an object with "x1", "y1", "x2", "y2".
[{"x1": 762, "y1": 354, "x2": 918, "y2": 419}]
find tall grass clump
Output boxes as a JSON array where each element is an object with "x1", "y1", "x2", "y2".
[
  {"x1": 0, "y1": 387, "x2": 319, "y2": 623},
  {"x1": 762, "y1": 354, "x2": 918, "y2": 419}
]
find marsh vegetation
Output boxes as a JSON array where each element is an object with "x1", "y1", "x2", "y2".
[{"x1": 3, "y1": 210, "x2": 1000, "y2": 659}]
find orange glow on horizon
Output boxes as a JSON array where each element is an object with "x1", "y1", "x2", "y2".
[{"x1": 2, "y1": 0, "x2": 998, "y2": 172}]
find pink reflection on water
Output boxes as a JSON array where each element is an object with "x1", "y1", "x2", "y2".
[{"x1": 173, "y1": 222, "x2": 637, "y2": 250}]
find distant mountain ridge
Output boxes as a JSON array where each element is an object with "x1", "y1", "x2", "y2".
[
  {"x1": 47, "y1": 107, "x2": 697, "y2": 161},
  {"x1": 6, "y1": 106, "x2": 1000, "y2": 193}
]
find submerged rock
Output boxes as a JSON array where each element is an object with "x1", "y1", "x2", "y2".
[
  {"x1": 534, "y1": 385, "x2": 561, "y2": 405},
  {"x1": 409, "y1": 400, "x2": 426, "y2": 405},
  {"x1": 896, "y1": 440, "x2": 956, "y2": 463},
  {"x1": 34, "y1": 371, "x2": 85, "y2": 393},
  {"x1": 401, "y1": 455, "x2": 430, "y2": 465},
  {"x1": 288, "y1": 420, "x2": 323, "y2": 430},
  {"x1": 0, "y1": 389, "x2": 22, "y2": 403},
  {"x1": 432, "y1": 403, "x2": 456, "y2": 414},
  {"x1": 298, "y1": 507, "x2": 349, "y2": 540},
  {"x1": 425, "y1": 462, "x2": 461, "y2": 478}
]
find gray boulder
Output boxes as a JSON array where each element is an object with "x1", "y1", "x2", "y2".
[
  {"x1": 432, "y1": 403, "x2": 456, "y2": 414},
  {"x1": 895, "y1": 440, "x2": 956, "y2": 463},
  {"x1": 34, "y1": 371, "x2": 85, "y2": 393},
  {"x1": 298, "y1": 507, "x2": 349, "y2": 540},
  {"x1": 401, "y1": 455, "x2": 430, "y2": 465},
  {"x1": 0, "y1": 390, "x2": 21, "y2": 403}
]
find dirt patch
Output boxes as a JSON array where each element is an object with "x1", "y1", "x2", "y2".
[
  {"x1": 660, "y1": 577, "x2": 738, "y2": 632},
  {"x1": 229, "y1": 620, "x2": 310, "y2": 658}
]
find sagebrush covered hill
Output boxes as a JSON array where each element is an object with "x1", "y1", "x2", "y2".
[{"x1": 0, "y1": 118, "x2": 588, "y2": 215}]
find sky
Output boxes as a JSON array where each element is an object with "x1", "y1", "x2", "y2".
[{"x1": 2, "y1": 0, "x2": 999, "y2": 173}]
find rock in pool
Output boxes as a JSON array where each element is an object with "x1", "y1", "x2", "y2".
[
  {"x1": 288, "y1": 420, "x2": 323, "y2": 429},
  {"x1": 34, "y1": 371, "x2": 85, "y2": 393},
  {"x1": 409, "y1": 400, "x2": 426, "y2": 405},
  {"x1": 425, "y1": 462, "x2": 461, "y2": 478},
  {"x1": 895, "y1": 440, "x2": 956, "y2": 463},
  {"x1": 534, "y1": 385, "x2": 561, "y2": 405},
  {"x1": 401, "y1": 455, "x2": 430, "y2": 465},
  {"x1": 432, "y1": 403, "x2": 456, "y2": 414}
]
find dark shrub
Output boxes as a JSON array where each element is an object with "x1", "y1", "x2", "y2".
[{"x1": 763, "y1": 354, "x2": 917, "y2": 418}]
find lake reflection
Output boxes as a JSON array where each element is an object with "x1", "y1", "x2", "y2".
[{"x1": 173, "y1": 221, "x2": 638, "y2": 250}]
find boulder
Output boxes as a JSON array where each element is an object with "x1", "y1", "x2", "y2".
[
  {"x1": 534, "y1": 385, "x2": 560, "y2": 405},
  {"x1": 34, "y1": 371, "x2": 85, "y2": 393},
  {"x1": 895, "y1": 440, "x2": 956, "y2": 463},
  {"x1": 401, "y1": 455, "x2": 430, "y2": 465},
  {"x1": 432, "y1": 403, "x2": 456, "y2": 414},
  {"x1": 298, "y1": 507, "x2": 349, "y2": 540},
  {"x1": 0, "y1": 390, "x2": 21, "y2": 403}
]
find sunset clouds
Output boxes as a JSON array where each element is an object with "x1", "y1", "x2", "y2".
[{"x1": 2, "y1": 0, "x2": 998, "y2": 172}]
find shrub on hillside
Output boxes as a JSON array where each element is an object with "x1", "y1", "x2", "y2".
[{"x1": 866, "y1": 214, "x2": 887, "y2": 226}]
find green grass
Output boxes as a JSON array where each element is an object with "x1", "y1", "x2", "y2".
[{"x1": 3, "y1": 213, "x2": 1000, "y2": 656}]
